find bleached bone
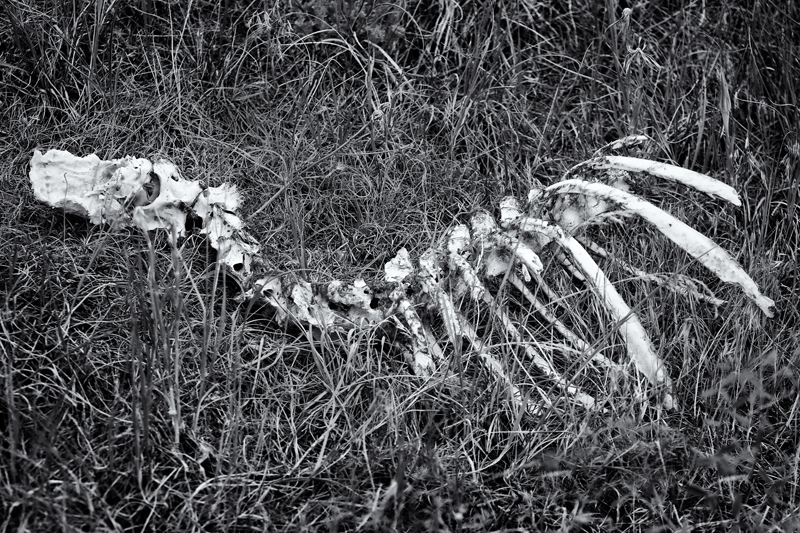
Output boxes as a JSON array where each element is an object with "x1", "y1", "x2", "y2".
[
  {"x1": 391, "y1": 294, "x2": 438, "y2": 376},
  {"x1": 578, "y1": 155, "x2": 742, "y2": 206},
  {"x1": 499, "y1": 211, "x2": 673, "y2": 407},
  {"x1": 556, "y1": 229, "x2": 676, "y2": 410},
  {"x1": 446, "y1": 225, "x2": 597, "y2": 409},
  {"x1": 447, "y1": 225, "x2": 485, "y2": 300},
  {"x1": 470, "y1": 210, "x2": 544, "y2": 277},
  {"x1": 546, "y1": 179, "x2": 775, "y2": 317},
  {"x1": 419, "y1": 248, "x2": 462, "y2": 346},
  {"x1": 384, "y1": 248, "x2": 441, "y2": 376},
  {"x1": 30, "y1": 149, "x2": 259, "y2": 275},
  {"x1": 30, "y1": 149, "x2": 155, "y2": 224},
  {"x1": 30, "y1": 149, "x2": 776, "y2": 414}
]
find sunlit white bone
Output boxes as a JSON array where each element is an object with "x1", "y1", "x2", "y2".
[
  {"x1": 419, "y1": 248, "x2": 462, "y2": 345},
  {"x1": 546, "y1": 179, "x2": 775, "y2": 317},
  {"x1": 384, "y1": 247, "x2": 414, "y2": 283},
  {"x1": 30, "y1": 149, "x2": 258, "y2": 275},
  {"x1": 385, "y1": 249, "x2": 441, "y2": 376},
  {"x1": 30, "y1": 149, "x2": 154, "y2": 224},
  {"x1": 448, "y1": 221, "x2": 598, "y2": 409},
  {"x1": 132, "y1": 159, "x2": 203, "y2": 237},
  {"x1": 503, "y1": 214, "x2": 675, "y2": 406},
  {"x1": 556, "y1": 229, "x2": 676, "y2": 410},
  {"x1": 585, "y1": 155, "x2": 741, "y2": 206}
]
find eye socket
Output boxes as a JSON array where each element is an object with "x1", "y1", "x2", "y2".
[
  {"x1": 144, "y1": 172, "x2": 162, "y2": 201},
  {"x1": 134, "y1": 172, "x2": 162, "y2": 207}
]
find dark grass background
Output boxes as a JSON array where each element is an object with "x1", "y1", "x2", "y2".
[{"x1": 1, "y1": 0, "x2": 799, "y2": 531}]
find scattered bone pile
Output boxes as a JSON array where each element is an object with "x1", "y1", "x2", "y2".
[{"x1": 29, "y1": 145, "x2": 775, "y2": 412}]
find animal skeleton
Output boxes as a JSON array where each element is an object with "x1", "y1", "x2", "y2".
[{"x1": 29, "y1": 141, "x2": 774, "y2": 412}]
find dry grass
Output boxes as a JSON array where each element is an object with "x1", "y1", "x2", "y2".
[{"x1": 1, "y1": 0, "x2": 798, "y2": 531}]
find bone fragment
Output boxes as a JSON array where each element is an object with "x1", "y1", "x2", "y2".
[
  {"x1": 556, "y1": 231, "x2": 676, "y2": 409},
  {"x1": 30, "y1": 149, "x2": 154, "y2": 224},
  {"x1": 30, "y1": 149, "x2": 259, "y2": 275},
  {"x1": 390, "y1": 291, "x2": 438, "y2": 376}
]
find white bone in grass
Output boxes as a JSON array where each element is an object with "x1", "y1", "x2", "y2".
[
  {"x1": 546, "y1": 179, "x2": 775, "y2": 317},
  {"x1": 30, "y1": 149, "x2": 776, "y2": 415},
  {"x1": 585, "y1": 155, "x2": 742, "y2": 206}
]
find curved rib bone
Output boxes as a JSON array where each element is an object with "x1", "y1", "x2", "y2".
[{"x1": 546, "y1": 179, "x2": 775, "y2": 317}]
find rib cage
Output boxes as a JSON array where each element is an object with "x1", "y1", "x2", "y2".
[{"x1": 29, "y1": 146, "x2": 775, "y2": 413}]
